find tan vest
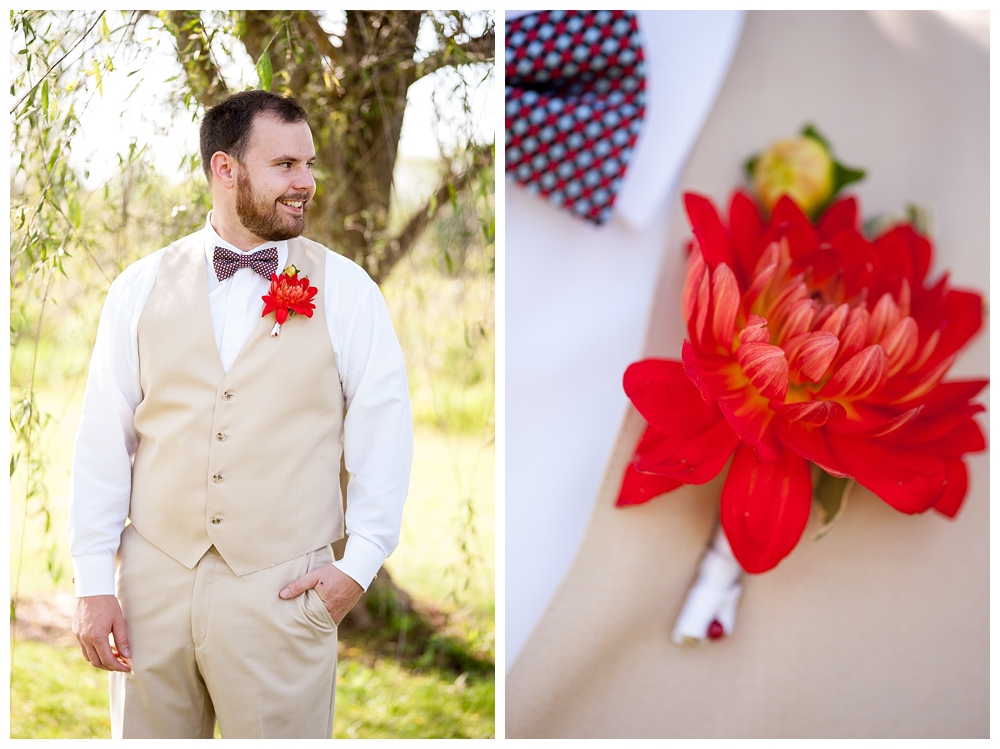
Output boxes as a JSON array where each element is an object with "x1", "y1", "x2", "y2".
[
  {"x1": 507, "y1": 11, "x2": 988, "y2": 738},
  {"x1": 129, "y1": 232, "x2": 345, "y2": 576}
]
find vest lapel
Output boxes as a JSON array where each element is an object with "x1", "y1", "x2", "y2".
[{"x1": 163, "y1": 236, "x2": 227, "y2": 384}]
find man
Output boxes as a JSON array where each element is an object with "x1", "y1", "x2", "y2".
[{"x1": 69, "y1": 90, "x2": 413, "y2": 739}]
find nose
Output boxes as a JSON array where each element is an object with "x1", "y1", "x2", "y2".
[{"x1": 292, "y1": 164, "x2": 315, "y2": 195}]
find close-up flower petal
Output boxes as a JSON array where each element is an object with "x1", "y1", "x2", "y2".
[
  {"x1": 720, "y1": 442, "x2": 812, "y2": 573},
  {"x1": 616, "y1": 453, "x2": 684, "y2": 508}
]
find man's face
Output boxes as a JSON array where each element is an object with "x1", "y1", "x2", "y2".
[{"x1": 233, "y1": 115, "x2": 317, "y2": 243}]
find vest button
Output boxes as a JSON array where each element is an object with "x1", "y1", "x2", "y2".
[
  {"x1": 212, "y1": 473, "x2": 224, "y2": 483},
  {"x1": 211, "y1": 516, "x2": 222, "y2": 525},
  {"x1": 216, "y1": 433, "x2": 227, "y2": 441},
  {"x1": 222, "y1": 391, "x2": 234, "y2": 400}
]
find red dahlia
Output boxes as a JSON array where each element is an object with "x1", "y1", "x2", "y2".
[
  {"x1": 261, "y1": 271, "x2": 317, "y2": 324},
  {"x1": 617, "y1": 191, "x2": 987, "y2": 574}
]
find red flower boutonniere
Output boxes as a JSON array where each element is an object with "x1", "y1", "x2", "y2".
[
  {"x1": 619, "y1": 125, "x2": 987, "y2": 644},
  {"x1": 261, "y1": 264, "x2": 318, "y2": 337}
]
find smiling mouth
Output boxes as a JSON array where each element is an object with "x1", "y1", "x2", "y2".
[{"x1": 278, "y1": 198, "x2": 307, "y2": 212}]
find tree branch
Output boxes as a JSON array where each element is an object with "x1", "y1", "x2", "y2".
[
  {"x1": 300, "y1": 10, "x2": 342, "y2": 68},
  {"x1": 10, "y1": 12, "x2": 106, "y2": 115},
  {"x1": 162, "y1": 10, "x2": 229, "y2": 108},
  {"x1": 372, "y1": 149, "x2": 492, "y2": 284},
  {"x1": 405, "y1": 31, "x2": 495, "y2": 84}
]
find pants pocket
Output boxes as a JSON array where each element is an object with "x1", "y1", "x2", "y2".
[{"x1": 302, "y1": 546, "x2": 338, "y2": 631}]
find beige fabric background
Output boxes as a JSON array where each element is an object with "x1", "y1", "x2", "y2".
[{"x1": 505, "y1": 11, "x2": 989, "y2": 738}]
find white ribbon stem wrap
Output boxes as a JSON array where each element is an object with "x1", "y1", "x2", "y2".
[
  {"x1": 270, "y1": 322, "x2": 282, "y2": 337},
  {"x1": 672, "y1": 524, "x2": 743, "y2": 645}
]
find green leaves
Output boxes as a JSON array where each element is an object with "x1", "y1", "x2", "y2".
[
  {"x1": 831, "y1": 162, "x2": 865, "y2": 196},
  {"x1": 905, "y1": 203, "x2": 930, "y2": 236},
  {"x1": 801, "y1": 123, "x2": 866, "y2": 209},
  {"x1": 801, "y1": 123, "x2": 830, "y2": 150},
  {"x1": 10, "y1": 11, "x2": 152, "y2": 621},
  {"x1": 255, "y1": 50, "x2": 272, "y2": 91},
  {"x1": 812, "y1": 468, "x2": 853, "y2": 541}
]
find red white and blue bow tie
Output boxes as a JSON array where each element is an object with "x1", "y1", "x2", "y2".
[
  {"x1": 505, "y1": 10, "x2": 646, "y2": 225},
  {"x1": 212, "y1": 246, "x2": 279, "y2": 282}
]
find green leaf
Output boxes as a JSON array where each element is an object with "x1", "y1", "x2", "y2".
[
  {"x1": 743, "y1": 154, "x2": 759, "y2": 180},
  {"x1": 831, "y1": 162, "x2": 866, "y2": 195},
  {"x1": 92, "y1": 59, "x2": 103, "y2": 95},
  {"x1": 800, "y1": 123, "x2": 831, "y2": 151},
  {"x1": 68, "y1": 197, "x2": 81, "y2": 229},
  {"x1": 46, "y1": 144, "x2": 61, "y2": 173},
  {"x1": 256, "y1": 51, "x2": 273, "y2": 91},
  {"x1": 40, "y1": 78, "x2": 48, "y2": 117},
  {"x1": 812, "y1": 469, "x2": 853, "y2": 541},
  {"x1": 905, "y1": 203, "x2": 930, "y2": 236}
]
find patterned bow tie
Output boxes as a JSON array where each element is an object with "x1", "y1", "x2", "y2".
[
  {"x1": 212, "y1": 246, "x2": 279, "y2": 282},
  {"x1": 505, "y1": 10, "x2": 646, "y2": 225}
]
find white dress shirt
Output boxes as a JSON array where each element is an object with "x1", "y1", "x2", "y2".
[
  {"x1": 505, "y1": 10, "x2": 745, "y2": 669},
  {"x1": 68, "y1": 214, "x2": 413, "y2": 597}
]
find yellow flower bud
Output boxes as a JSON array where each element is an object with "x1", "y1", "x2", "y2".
[
  {"x1": 752, "y1": 136, "x2": 834, "y2": 215},
  {"x1": 284, "y1": 264, "x2": 299, "y2": 277}
]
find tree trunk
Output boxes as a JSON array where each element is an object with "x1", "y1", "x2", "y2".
[{"x1": 165, "y1": 10, "x2": 493, "y2": 285}]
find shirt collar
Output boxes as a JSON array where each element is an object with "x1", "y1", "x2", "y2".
[{"x1": 202, "y1": 211, "x2": 289, "y2": 274}]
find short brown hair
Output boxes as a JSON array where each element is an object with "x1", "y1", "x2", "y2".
[{"x1": 199, "y1": 90, "x2": 308, "y2": 180}]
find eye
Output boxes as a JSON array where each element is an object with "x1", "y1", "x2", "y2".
[{"x1": 307, "y1": 162, "x2": 316, "y2": 170}]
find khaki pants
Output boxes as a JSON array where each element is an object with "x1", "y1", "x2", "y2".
[{"x1": 110, "y1": 523, "x2": 339, "y2": 738}]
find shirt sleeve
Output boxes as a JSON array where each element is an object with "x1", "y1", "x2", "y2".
[
  {"x1": 325, "y1": 255, "x2": 414, "y2": 590},
  {"x1": 67, "y1": 255, "x2": 159, "y2": 597}
]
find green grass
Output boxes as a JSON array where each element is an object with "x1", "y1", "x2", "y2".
[
  {"x1": 9, "y1": 637, "x2": 494, "y2": 739},
  {"x1": 336, "y1": 658, "x2": 493, "y2": 739},
  {"x1": 10, "y1": 641, "x2": 112, "y2": 739}
]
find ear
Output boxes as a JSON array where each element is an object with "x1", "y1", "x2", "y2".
[{"x1": 210, "y1": 151, "x2": 237, "y2": 189}]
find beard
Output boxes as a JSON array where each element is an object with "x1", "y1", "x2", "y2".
[{"x1": 235, "y1": 171, "x2": 309, "y2": 242}]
